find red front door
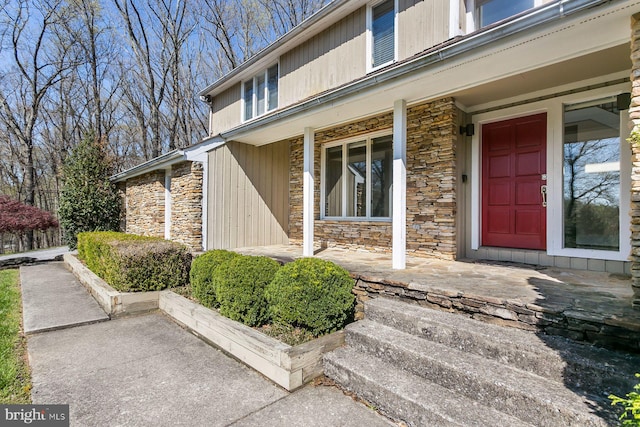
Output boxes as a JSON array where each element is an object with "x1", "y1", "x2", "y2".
[{"x1": 482, "y1": 113, "x2": 547, "y2": 250}]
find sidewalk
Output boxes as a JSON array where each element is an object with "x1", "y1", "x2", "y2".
[
  {"x1": 21, "y1": 263, "x2": 394, "y2": 426},
  {"x1": 0, "y1": 246, "x2": 70, "y2": 262}
]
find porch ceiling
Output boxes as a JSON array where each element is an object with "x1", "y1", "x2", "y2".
[
  {"x1": 454, "y1": 43, "x2": 631, "y2": 111},
  {"x1": 227, "y1": 1, "x2": 637, "y2": 146}
]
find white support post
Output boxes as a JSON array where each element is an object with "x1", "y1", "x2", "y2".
[
  {"x1": 164, "y1": 169, "x2": 172, "y2": 240},
  {"x1": 303, "y1": 127, "x2": 315, "y2": 257},
  {"x1": 393, "y1": 100, "x2": 407, "y2": 269},
  {"x1": 201, "y1": 159, "x2": 209, "y2": 251}
]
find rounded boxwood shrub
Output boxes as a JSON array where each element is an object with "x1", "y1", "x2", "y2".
[
  {"x1": 190, "y1": 250, "x2": 240, "y2": 308},
  {"x1": 265, "y1": 257, "x2": 355, "y2": 336},
  {"x1": 215, "y1": 255, "x2": 280, "y2": 326}
]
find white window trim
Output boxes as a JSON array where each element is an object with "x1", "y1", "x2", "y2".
[
  {"x1": 241, "y1": 62, "x2": 279, "y2": 123},
  {"x1": 464, "y1": 0, "x2": 544, "y2": 33},
  {"x1": 320, "y1": 130, "x2": 393, "y2": 221},
  {"x1": 366, "y1": 0, "x2": 398, "y2": 73},
  {"x1": 470, "y1": 82, "x2": 631, "y2": 261}
]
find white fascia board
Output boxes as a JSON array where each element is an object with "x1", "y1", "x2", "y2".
[
  {"x1": 111, "y1": 150, "x2": 185, "y2": 182},
  {"x1": 184, "y1": 136, "x2": 226, "y2": 162}
]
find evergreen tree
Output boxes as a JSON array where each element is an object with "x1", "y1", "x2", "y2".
[{"x1": 58, "y1": 133, "x2": 121, "y2": 249}]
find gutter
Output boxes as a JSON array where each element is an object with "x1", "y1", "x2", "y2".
[
  {"x1": 111, "y1": 150, "x2": 185, "y2": 182},
  {"x1": 213, "y1": 0, "x2": 617, "y2": 141}
]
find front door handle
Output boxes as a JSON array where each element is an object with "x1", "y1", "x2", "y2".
[{"x1": 541, "y1": 185, "x2": 547, "y2": 207}]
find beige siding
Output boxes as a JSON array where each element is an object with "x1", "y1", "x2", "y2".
[
  {"x1": 210, "y1": 83, "x2": 241, "y2": 136},
  {"x1": 279, "y1": 8, "x2": 367, "y2": 107},
  {"x1": 398, "y1": 0, "x2": 451, "y2": 60},
  {"x1": 207, "y1": 141, "x2": 289, "y2": 249}
]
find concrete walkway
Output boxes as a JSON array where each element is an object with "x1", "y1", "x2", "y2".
[
  {"x1": 21, "y1": 262, "x2": 393, "y2": 426},
  {"x1": 21, "y1": 263, "x2": 109, "y2": 334}
]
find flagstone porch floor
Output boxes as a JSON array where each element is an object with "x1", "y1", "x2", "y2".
[{"x1": 233, "y1": 244, "x2": 640, "y2": 352}]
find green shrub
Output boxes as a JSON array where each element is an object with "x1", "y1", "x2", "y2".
[
  {"x1": 215, "y1": 255, "x2": 280, "y2": 326},
  {"x1": 77, "y1": 231, "x2": 191, "y2": 292},
  {"x1": 265, "y1": 257, "x2": 355, "y2": 336},
  {"x1": 59, "y1": 133, "x2": 121, "y2": 250},
  {"x1": 610, "y1": 373, "x2": 640, "y2": 426},
  {"x1": 190, "y1": 250, "x2": 240, "y2": 308}
]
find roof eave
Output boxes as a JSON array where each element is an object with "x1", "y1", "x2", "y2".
[{"x1": 111, "y1": 150, "x2": 185, "y2": 182}]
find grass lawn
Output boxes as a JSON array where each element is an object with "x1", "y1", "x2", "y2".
[{"x1": 0, "y1": 269, "x2": 31, "y2": 403}]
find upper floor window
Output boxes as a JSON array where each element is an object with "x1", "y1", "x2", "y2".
[
  {"x1": 369, "y1": 0, "x2": 396, "y2": 70},
  {"x1": 477, "y1": 0, "x2": 534, "y2": 27},
  {"x1": 322, "y1": 133, "x2": 393, "y2": 219},
  {"x1": 243, "y1": 64, "x2": 278, "y2": 121}
]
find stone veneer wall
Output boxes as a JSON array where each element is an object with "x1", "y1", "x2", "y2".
[
  {"x1": 170, "y1": 161, "x2": 203, "y2": 251},
  {"x1": 631, "y1": 14, "x2": 640, "y2": 309},
  {"x1": 351, "y1": 275, "x2": 640, "y2": 353},
  {"x1": 124, "y1": 170, "x2": 165, "y2": 238},
  {"x1": 405, "y1": 99, "x2": 458, "y2": 259},
  {"x1": 289, "y1": 97, "x2": 458, "y2": 259}
]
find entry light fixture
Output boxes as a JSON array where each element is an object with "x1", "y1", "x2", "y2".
[
  {"x1": 459, "y1": 123, "x2": 475, "y2": 137},
  {"x1": 617, "y1": 93, "x2": 631, "y2": 111}
]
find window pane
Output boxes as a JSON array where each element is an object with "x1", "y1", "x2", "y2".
[
  {"x1": 325, "y1": 146, "x2": 343, "y2": 216},
  {"x1": 479, "y1": 0, "x2": 534, "y2": 27},
  {"x1": 372, "y1": 0, "x2": 394, "y2": 68},
  {"x1": 347, "y1": 141, "x2": 367, "y2": 217},
  {"x1": 563, "y1": 100, "x2": 620, "y2": 251},
  {"x1": 371, "y1": 135, "x2": 393, "y2": 217},
  {"x1": 244, "y1": 79, "x2": 253, "y2": 120},
  {"x1": 256, "y1": 74, "x2": 266, "y2": 116},
  {"x1": 268, "y1": 64, "x2": 278, "y2": 111}
]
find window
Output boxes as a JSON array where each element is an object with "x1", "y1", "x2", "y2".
[
  {"x1": 477, "y1": 0, "x2": 534, "y2": 27},
  {"x1": 243, "y1": 64, "x2": 278, "y2": 121},
  {"x1": 369, "y1": 0, "x2": 395, "y2": 70},
  {"x1": 563, "y1": 98, "x2": 622, "y2": 252},
  {"x1": 323, "y1": 134, "x2": 393, "y2": 219}
]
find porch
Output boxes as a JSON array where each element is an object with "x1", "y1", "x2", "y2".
[{"x1": 234, "y1": 244, "x2": 640, "y2": 353}]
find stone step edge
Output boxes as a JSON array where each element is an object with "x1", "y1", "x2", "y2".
[
  {"x1": 364, "y1": 296, "x2": 640, "y2": 391},
  {"x1": 345, "y1": 319, "x2": 611, "y2": 426},
  {"x1": 324, "y1": 346, "x2": 534, "y2": 427},
  {"x1": 351, "y1": 276, "x2": 640, "y2": 352}
]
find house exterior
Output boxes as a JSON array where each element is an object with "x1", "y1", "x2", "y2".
[
  {"x1": 112, "y1": 150, "x2": 207, "y2": 251},
  {"x1": 115, "y1": 0, "x2": 640, "y2": 308}
]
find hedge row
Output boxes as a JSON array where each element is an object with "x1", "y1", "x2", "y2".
[
  {"x1": 190, "y1": 252, "x2": 355, "y2": 336},
  {"x1": 77, "y1": 231, "x2": 191, "y2": 292}
]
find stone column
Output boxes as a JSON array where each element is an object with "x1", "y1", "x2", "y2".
[{"x1": 629, "y1": 13, "x2": 640, "y2": 309}]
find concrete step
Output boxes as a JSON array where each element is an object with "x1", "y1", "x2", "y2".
[
  {"x1": 365, "y1": 297, "x2": 640, "y2": 397},
  {"x1": 343, "y1": 319, "x2": 613, "y2": 426},
  {"x1": 324, "y1": 346, "x2": 534, "y2": 427}
]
